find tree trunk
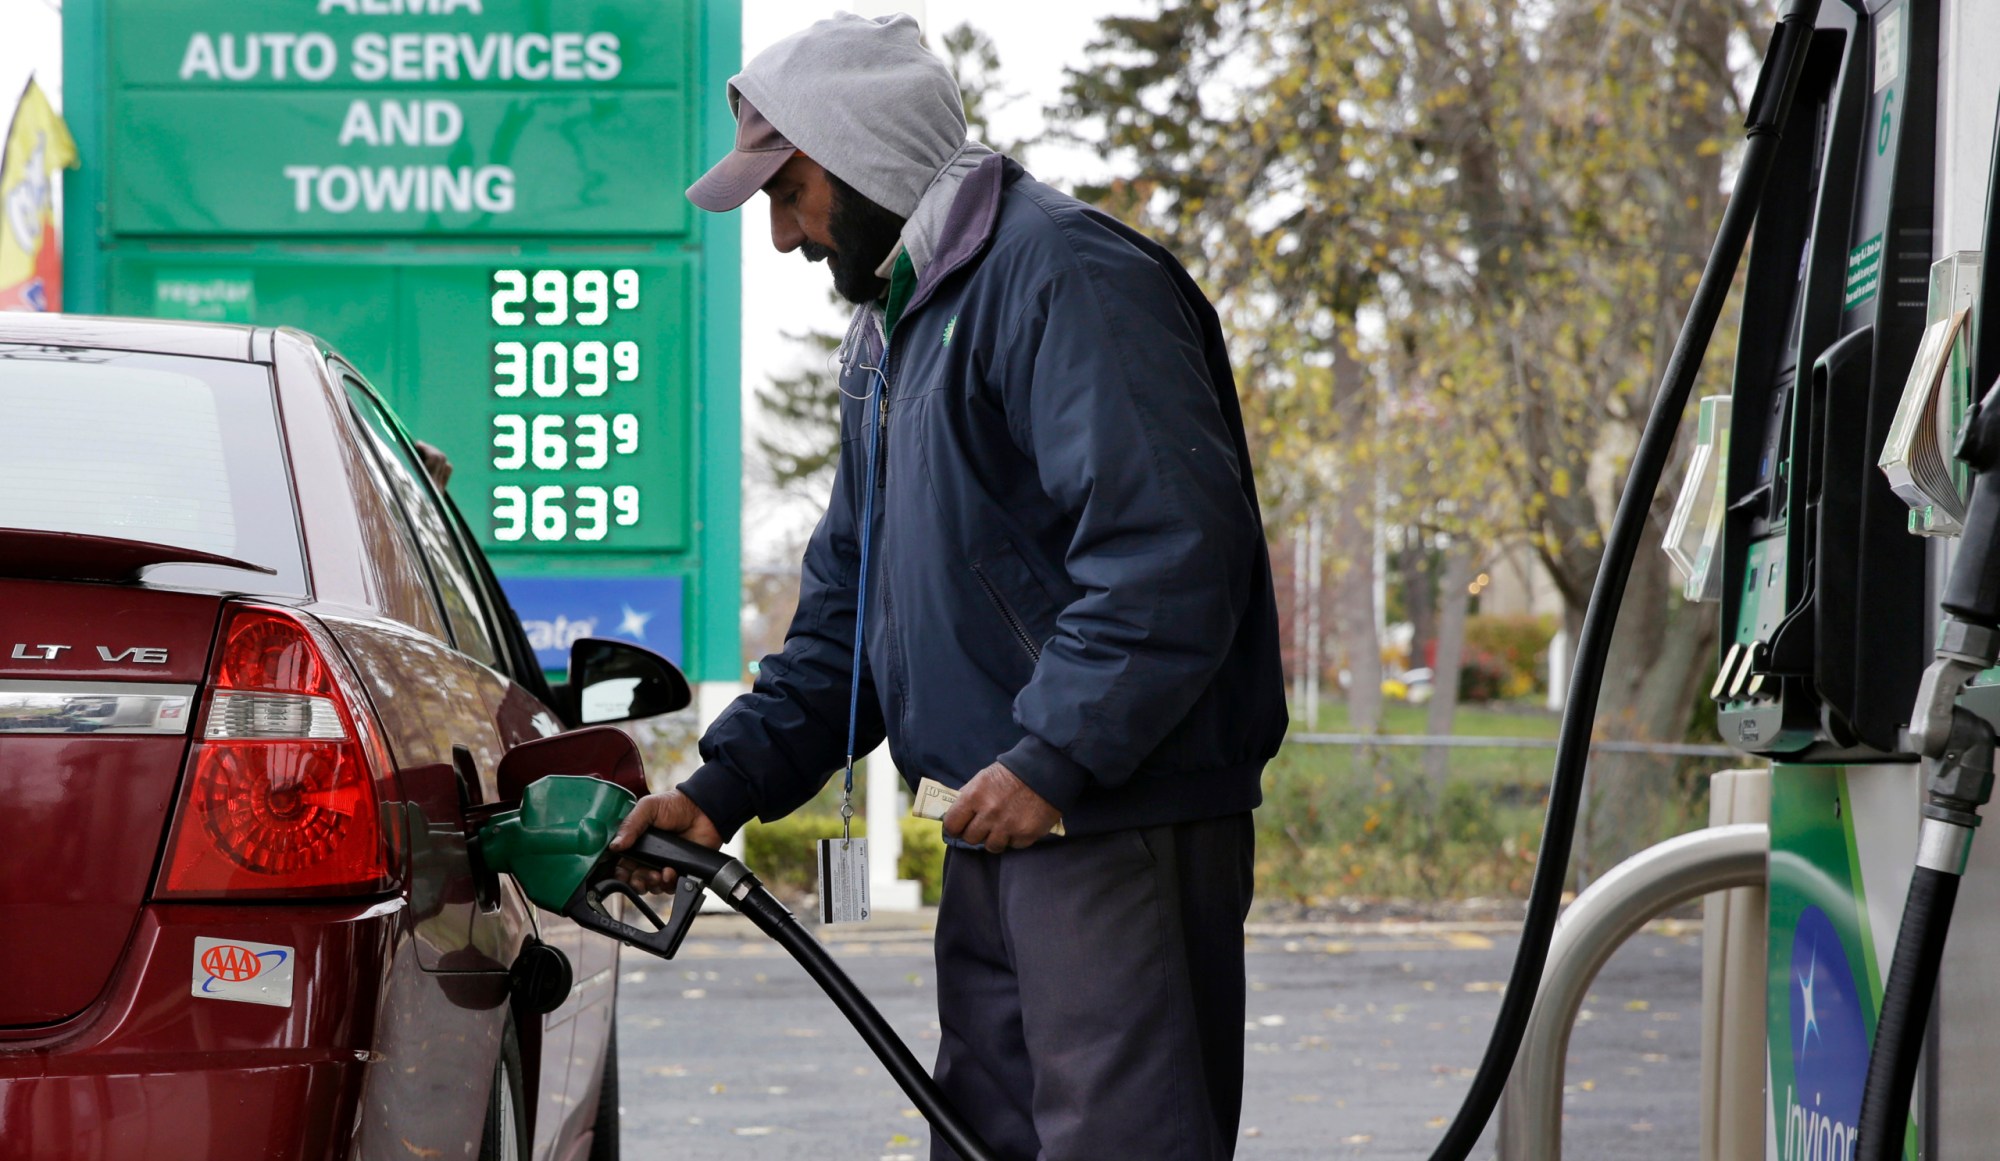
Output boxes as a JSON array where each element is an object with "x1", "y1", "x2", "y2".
[
  {"x1": 1582, "y1": 521, "x2": 1720, "y2": 867},
  {"x1": 1291, "y1": 525, "x2": 1309, "y2": 718},
  {"x1": 1424, "y1": 543, "x2": 1476, "y2": 798},
  {"x1": 1305, "y1": 512, "x2": 1324, "y2": 730},
  {"x1": 1402, "y1": 540, "x2": 1436, "y2": 676},
  {"x1": 1332, "y1": 487, "x2": 1383, "y2": 734}
]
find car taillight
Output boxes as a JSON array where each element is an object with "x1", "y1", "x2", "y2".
[{"x1": 157, "y1": 604, "x2": 398, "y2": 898}]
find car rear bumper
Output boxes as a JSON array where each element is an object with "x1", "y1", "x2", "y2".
[
  {"x1": 0, "y1": 1061, "x2": 358, "y2": 1161},
  {"x1": 0, "y1": 898, "x2": 401, "y2": 1161}
]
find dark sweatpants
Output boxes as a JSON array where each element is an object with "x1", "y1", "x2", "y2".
[{"x1": 930, "y1": 813, "x2": 1255, "y2": 1161}]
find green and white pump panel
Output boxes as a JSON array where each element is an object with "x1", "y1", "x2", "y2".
[
  {"x1": 1664, "y1": 0, "x2": 2000, "y2": 1155},
  {"x1": 62, "y1": 0, "x2": 744, "y2": 685}
]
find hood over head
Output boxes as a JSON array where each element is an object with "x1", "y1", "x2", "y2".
[{"x1": 699, "y1": 12, "x2": 969, "y2": 222}]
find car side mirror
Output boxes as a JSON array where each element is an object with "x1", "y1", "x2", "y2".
[
  {"x1": 556, "y1": 637, "x2": 692, "y2": 727},
  {"x1": 495, "y1": 726, "x2": 649, "y2": 805}
]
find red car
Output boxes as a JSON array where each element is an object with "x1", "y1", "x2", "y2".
[{"x1": 0, "y1": 314, "x2": 685, "y2": 1160}]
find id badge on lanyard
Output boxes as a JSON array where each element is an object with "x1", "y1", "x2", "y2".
[{"x1": 821, "y1": 328, "x2": 893, "y2": 925}]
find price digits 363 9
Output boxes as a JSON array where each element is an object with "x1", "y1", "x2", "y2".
[
  {"x1": 491, "y1": 484, "x2": 639, "y2": 542},
  {"x1": 491, "y1": 412, "x2": 639, "y2": 471}
]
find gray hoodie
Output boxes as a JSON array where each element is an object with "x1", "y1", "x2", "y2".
[{"x1": 729, "y1": 12, "x2": 995, "y2": 279}]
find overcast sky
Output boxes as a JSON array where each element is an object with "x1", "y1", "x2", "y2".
[{"x1": 0, "y1": 0, "x2": 1131, "y2": 560}]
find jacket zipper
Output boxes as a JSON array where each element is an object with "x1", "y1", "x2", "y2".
[
  {"x1": 875, "y1": 374, "x2": 891, "y2": 487},
  {"x1": 971, "y1": 563, "x2": 1042, "y2": 663},
  {"x1": 871, "y1": 332, "x2": 911, "y2": 737}
]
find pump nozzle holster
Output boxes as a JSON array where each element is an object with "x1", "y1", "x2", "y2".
[{"x1": 1904, "y1": 377, "x2": 2000, "y2": 823}]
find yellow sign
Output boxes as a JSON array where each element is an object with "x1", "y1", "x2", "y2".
[{"x1": 0, "y1": 78, "x2": 80, "y2": 312}]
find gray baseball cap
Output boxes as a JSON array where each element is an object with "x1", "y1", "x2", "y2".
[{"x1": 685, "y1": 95, "x2": 797, "y2": 212}]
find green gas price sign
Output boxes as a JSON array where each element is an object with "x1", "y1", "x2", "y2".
[{"x1": 67, "y1": 0, "x2": 744, "y2": 681}]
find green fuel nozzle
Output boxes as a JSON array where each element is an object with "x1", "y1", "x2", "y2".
[
  {"x1": 478, "y1": 774, "x2": 751, "y2": 961},
  {"x1": 479, "y1": 775, "x2": 634, "y2": 910},
  {"x1": 481, "y1": 775, "x2": 1001, "y2": 1160}
]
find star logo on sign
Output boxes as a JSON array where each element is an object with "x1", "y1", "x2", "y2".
[
  {"x1": 616, "y1": 604, "x2": 653, "y2": 641},
  {"x1": 1797, "y1": 943, "x2": 1822, "y2": 1056}
]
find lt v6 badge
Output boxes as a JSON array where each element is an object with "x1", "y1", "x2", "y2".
[{"x1": 9, "y1": 643, "x2": 168, "y2": 663}]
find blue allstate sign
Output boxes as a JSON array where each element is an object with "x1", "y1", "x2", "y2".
[{"x1": 500, "y1": 575, "x2": 685, "y2": 672}]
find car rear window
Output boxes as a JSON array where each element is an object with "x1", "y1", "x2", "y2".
[{"x1": 0, "y1": 345, "x2": 307, "y2": 595}]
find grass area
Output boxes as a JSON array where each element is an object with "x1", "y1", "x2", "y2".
[
  {"x1": 1294, "y1": 697, "x2": 1562, "y2": 738},
  {"x1": 1268, "y1": 697, "x2": 1722, "y2": 900},
  {"x1": 753, "y1": 701, "x2": 1569, "y2": 904},
  {"x1": 1284, "y1": 698, "x2": 1563, "y2": 788},
  {"x1": 742, "y1": 815, "x2": 948, "y2": 906},
  {"x1": 1255, "y1": 741, "x2": 1548, "y2": 902}
]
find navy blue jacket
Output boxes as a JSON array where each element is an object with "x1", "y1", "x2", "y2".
[{"x1": 680, "y1": 157, "x2": 1287, "y2": 838}]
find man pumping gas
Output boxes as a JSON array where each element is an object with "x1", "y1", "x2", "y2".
[{"x1": 611, "y1": 14, "x2": 1287, "y2": 1159}]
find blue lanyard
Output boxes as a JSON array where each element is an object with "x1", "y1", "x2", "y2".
[{"x1": 840, "y1": 334, "x2": 890, "y2": 839}]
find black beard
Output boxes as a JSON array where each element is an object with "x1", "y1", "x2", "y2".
[{"x1": 820, "y1": 171, "x2": 907, "y2": 304}]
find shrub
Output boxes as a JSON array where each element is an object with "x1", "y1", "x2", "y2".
[
  {"x1": 1254, "y1": 744, "x2": 1542, "y2": 902},
  {"x1": 739, "y1": 814, "x2": 844, "y2": 897},
  {"x1": 1457, "y1": 647, "x2": 1517, "y2": 703},
  {"x1": 1460, "y1": 613, "x2": 1557, "y2": 701},
  {"x1": 898, "y1": 819, "x2": 946, "y2": 905},
  {"x1": 738, "y1": 814, "x2": 946, "y2": 906}
]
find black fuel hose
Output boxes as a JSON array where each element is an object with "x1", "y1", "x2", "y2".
[
  {"x1": 748, "y1": 898, "x2": 1002, "y2": 1161},
  {"x1": 1423, "y1": 3, "x2": 1822, "y2": 1157},
  {"x1": 624, "y1": 830, "x2": 1003, "y2": 1161},
  {"x1": 1856, "y1": 864, "x2": 1958, "y2": 1161}
]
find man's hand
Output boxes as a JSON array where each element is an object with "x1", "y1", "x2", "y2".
[
  {"x1": 608, "y1": 790, "x2": 723, "y2": 894},
  {"x1": 942, "y1": 762, "x2": 1060, "y2": 852}
]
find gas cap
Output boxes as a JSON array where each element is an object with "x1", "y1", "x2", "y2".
[{"x1": 510, "y1": 938, "x2": 573, "y2": 1015}]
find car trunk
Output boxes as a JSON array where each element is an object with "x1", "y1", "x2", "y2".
[{"x1": 0, "y1": 579, "x2": 223, "y2": 1026}]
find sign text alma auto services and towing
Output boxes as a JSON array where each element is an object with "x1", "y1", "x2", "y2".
[{"x1": 172, "y1": 0, "x2": 626, "y2": 217}]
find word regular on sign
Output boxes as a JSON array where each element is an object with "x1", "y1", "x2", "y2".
[{"x1": 488, "y1": 268, "x2": 649, "y2": 546}]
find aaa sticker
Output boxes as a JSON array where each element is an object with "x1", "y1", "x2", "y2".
[{"x1": 191, "y1": 936, "x2": 295, "y2": 1008}]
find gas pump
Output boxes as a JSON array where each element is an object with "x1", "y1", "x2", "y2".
[
  {"x1": 1710, "y1": 0, "x2": 1934, "y2": 760},
  {"x1": 1672, "y1": 0, "x2": 2000, "y2": 1157},
  {"x1": 1850, "y1": 8, "x2": 2000, "y2": 1157},
  {"x1": 1676, "y1": 2, "x2": 1943, "y2": 1156}
]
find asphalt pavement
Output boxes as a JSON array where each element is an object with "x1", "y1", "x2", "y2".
[{"x1": 614, "y1": 913, "x2": 1705, "y2": 1160}]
